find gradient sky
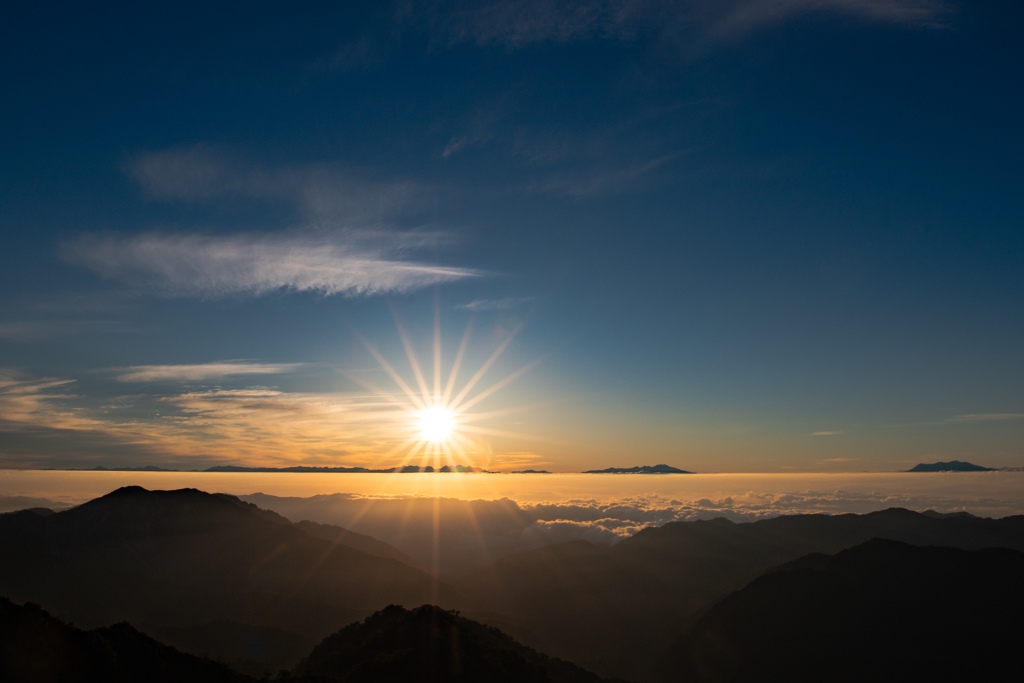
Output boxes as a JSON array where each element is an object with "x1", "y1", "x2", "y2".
[{"x1": 1, "y1": 0, "x2": 1022, "y2": 472}]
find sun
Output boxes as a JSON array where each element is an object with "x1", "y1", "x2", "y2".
[
  {"x1": 347, "y1": 302, "x2": 546, "y2": 471},
  {"x1": 418, "y1": 405, "x2": 455, "y2": 443}
]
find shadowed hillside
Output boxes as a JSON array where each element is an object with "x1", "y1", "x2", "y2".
[
  {"x1": 0, "y1": 597, "x2": 253, "y2": 683},
  {"x1": 1, "y1": 596, "x2": 620, "y2": 683},
  {"x1": 657, "y1": 539, "x2": 1024, "y2": 682},
  {"x1": 461, "y1": 508, "x2": 1024, "y2": 680},
  {"x1": 0, "y1": 487, "x2": 452, "y2": 676}
]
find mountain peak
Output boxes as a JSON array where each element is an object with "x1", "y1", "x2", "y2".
[
  {"x1": 295, "y1": 604, "x2": 610, "y2": 682},
  {"x1": 582, "y1": 464, "x2": 693, "y2": 474},
  {"x1": 906, "y1": 460, "x2": 994, "y2": 472}
]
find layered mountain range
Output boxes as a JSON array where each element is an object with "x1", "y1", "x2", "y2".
[{"x1": 2, "y1": 487, "x2": 1023, "y2": 681}]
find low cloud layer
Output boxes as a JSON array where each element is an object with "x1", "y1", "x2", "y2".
[
  {"x1": 61, "y1": 231, "x2": 479, "y2": 298},
  {"x1": 0, "y1": 369, "x2": 414, "y2": 468}
]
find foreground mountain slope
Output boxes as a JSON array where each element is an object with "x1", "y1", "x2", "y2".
[
  {"x1": 463, "y1": 508, "x2": 1024, "y2": 680},
  {"x1": 0, "y1": 597, "x2": 253, "y2": 683},
  {"x1": 658, "y1": 539, "x2": 1024, "y2": 682},
  {"x1": 0, "y1": 487, "x2": 452, "y2": 675},
  {"x1": 293, "y1": 604, "x2": 616, "y2": 683},
  {"x1": 2, "y1": 596, "x2": 618, "y2": 683}
]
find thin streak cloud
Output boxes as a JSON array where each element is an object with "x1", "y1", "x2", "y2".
[
  {"x1": 947, "y1": 413, "x2": 1024, "y2": 423},
  {"x1": 61, "y1": 231, "x2": 481, "y2": 298},
  {"x1": 113, "y1": 362, "x2": 305, "y2": 383},
  {"x1": 0, "y1": 320, "x2": 132, "y2": 342},
  {"x1": 128, "y1": 147, "x2": 430, "y2": 221},
  {"x1": 427, "y1": 0, "x2": 948, "y2": 48},
  {"x1": 456, "y1": 297, "x2": 536, "y2": 311}
]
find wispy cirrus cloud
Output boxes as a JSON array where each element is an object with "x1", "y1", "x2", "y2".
[
  {"x1": 0, "y1": 320, "x2": 133, "y2": 343},
  {"x1": 128, "y1": 147, "x2": 431, "y2": 221},
  {"x1": 60, "y1": 231, "x2": 480, "y2": 298},
  {"x1": 457, "y1": 297, "x2": 536, "y2": 311},
  {"x1": 812, "y1": 431, "x2": 844, "y2": 436},
  {"x1": 0, "y1": 371, "x2": 82, "y2": 428},
  {"x1": 112, "y1": 362, "x2": 304, "y2": 383},
  {"x1": 538, "y1": 154, "x2": 676, "y2": 197},
  {"x1": 424, "y1": 0, "x2": 949, "y2": 48},
  {"x1": 946, "y1": 413, "x2": 1024, "y2": 424}
]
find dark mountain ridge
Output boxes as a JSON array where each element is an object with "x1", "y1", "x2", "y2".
[
  {"x1": 658, "y1": 538, "x2": 1024, "y2": 682},
  {"x1": 0, "y1": 487, "x2": 451, "y2": 675},
  {"x1": 294, "y1": 604, "x2": 619, "y2": 683},
  {"x1": 7, "y1": 489, "x2": 1024, "y2": 682},
  {"x1": 0, "y1": 597, "x2": 619, "y2": 683},
  {"x1": 462, "y1": 507, "x2": 1024, "y2": 680},
  {"x1": 0, "y1": 597, "x2": 253, "y2": 683},
  {"x1": 906, "y1": 460, "x2": 994, "y2": 472},
  {"x1": 582, "y1": 465, "x2": 692, "y2": 474}
]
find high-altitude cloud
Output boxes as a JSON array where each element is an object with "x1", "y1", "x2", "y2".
[
  {"x1": 113, "y1": 362, "x2": 304, "y2": 383},
  {"x1": 947, "y1": 413, "x2": 1024, "y2": 423},
  {"x1": 61, "y1": 231, "x2": 480, "y2": 298},
  {"x1": 457, "y1": 297, "x2": 535, "y2": 311},
  {"x1": 128, "y1": 147, "x2": 430, "y2": 221},
  {"x1": 427, "y1": 0, "x2": 948, "y2": 48}
]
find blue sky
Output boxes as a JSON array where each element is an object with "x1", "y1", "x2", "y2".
[{"x1": 1, "y1": 0, "x2": 1021, "y2": 471}]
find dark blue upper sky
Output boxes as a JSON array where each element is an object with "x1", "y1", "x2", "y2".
[{"x1": 1, "y1": 0, "x2": 1021, "y2": 471}]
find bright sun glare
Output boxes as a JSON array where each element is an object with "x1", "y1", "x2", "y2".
[
  {"x1": 348, "y1": 300, "x2": 545, "y2": 471},
  {"x1": 418, "y1": 406, "x2": 455, "y2": 443}
]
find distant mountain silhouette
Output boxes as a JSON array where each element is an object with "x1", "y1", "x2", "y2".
[
  {"x1": 657, "y1": 539, "x2": 1024, "y2": 682},
  {"x1": 509, "y1": 470, "x2": 551, "y2": 473},
  {"x1": 0, "y1": 495, "x2": 67, "y2": 513},
  {"x1": 48, "y1": 465, "x2": 182, "y2": 472},
  {"x1": 294, "y1": 519, "x2": 425, "y2": 569},
  {"x1": 0, "y1": 487, "x2": 450, "y2": 676},
  {"x1": 906, "y1": 460, "x2": 994, "y2": 472},
  {"x1": 203, "y1": 465, "x2": 482, "y2": 473},
  {"x1": 293, "y1": 604, "x2": 617, "y2": 683},
  {"x1": 0, "y1": 597, "x2": 252, "y2": 683},
  {"x1": 460, "y1": 507, "x2": 1024, "y2": 680},
  {"x1": 582, "y1": 464, "x2": 692, "y2": 474}
]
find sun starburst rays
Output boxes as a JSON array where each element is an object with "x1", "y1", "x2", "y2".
[{"x1": 352, "y1": 305, "x2": 543, "y2": 472}]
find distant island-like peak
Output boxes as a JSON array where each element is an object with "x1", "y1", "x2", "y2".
[
  {"x1": 906, "y1": 460, "x2": 994, "y2": 472},
  {"x1": 583, "y1": 464, "x2": 693, "y2": 474}
]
